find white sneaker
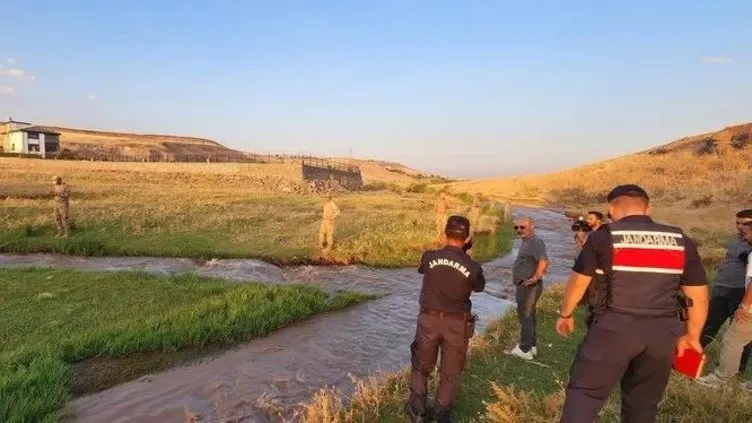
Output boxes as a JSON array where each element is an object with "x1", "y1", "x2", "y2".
[
  {"x1": 509, "y1": 345, "x2": 534, "y2": 360},
  {"x1": 513, "y1": 344, "x2": 537, "y2": 356}
]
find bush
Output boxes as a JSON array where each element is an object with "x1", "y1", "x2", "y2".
[
  {"x1": 406, "y1": 183, "x2": 429, "y2": 193},
  {"x1": 690, "y1": 194, "x2": 713, "y2": 209}
]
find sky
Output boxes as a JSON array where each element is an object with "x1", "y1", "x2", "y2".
[{"x1": 1, "y1": 1, "x2": 750, "y2": 178}]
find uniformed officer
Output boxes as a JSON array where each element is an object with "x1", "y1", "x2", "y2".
[
  {"x1": 318, "y1": 195, "x2": 340, "y2": 253},
  {"x1": 52, "y1": 176, "x2": 71, "y2": 237},
  {"x1": 556, "y1": 184, "x2": 708, "y2": 423},
  {"x1": 405, "y1": 215, "x2": 485, "y2": 423}
]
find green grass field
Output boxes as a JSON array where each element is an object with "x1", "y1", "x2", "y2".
[
  {"x1": 0, "y1": 192, "x2": 508, "y2": 267},
  {"x1": 301, "y1": 285, "x2": 752, "y2": 423},
  {"x1": 0, "y1": 158, "x2": 508, "y2": 267},
  {"x1": 0, "y1": 268, "x2": 372, "y2": 423}
]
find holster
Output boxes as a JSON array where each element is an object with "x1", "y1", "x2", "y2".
[
  {"x1": 677, "y1": 295, "x2": 692, "y2": 321},
  {"x1": 466, "y1": 313, "x2": 478, "y2": 339}
]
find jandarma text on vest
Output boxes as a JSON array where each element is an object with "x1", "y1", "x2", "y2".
[
  {"x1": 611, "y1": 229, "x2": 686, "y2": 274},
  {"x1": 428, "y1": 258, "x2": 471, "y2": 278},
  {"x1": 612, "y1": 230, "x2": 684, "y2": 249}
]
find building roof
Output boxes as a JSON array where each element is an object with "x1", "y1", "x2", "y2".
[
  {"x1": 0, "y1": 120, "x2": 32, "y2": 125},
  {"x1": 8, "y1": 126, "x2": 61, "y2": 136}
]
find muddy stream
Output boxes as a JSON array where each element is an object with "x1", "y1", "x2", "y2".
[{"x1": 0, "y1": 207, "x2": 575, "y2": 422}]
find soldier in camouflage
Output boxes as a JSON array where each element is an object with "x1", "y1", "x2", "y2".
[
  {"x1": 52, "y1": 176, "x2": 71, "y2": 237},
  {"x1": 318, "y1": 195, "x2": 341, "y2": 253}
]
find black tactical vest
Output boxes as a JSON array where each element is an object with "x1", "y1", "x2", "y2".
[{"x1": 605, "y1": 218, "x2": 686, "y2": 317}]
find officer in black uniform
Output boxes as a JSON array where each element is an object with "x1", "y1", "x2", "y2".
[
  {"x1": 556, "y1": 185, "x2": 709, "y2": 422},
  {"x1": 405, "y1": 215, "x2": 486, "y2": 423}
]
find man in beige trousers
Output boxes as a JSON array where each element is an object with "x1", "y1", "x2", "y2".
[
  {"x1": 698, "y1": 221, "x2": 752, "y2": 388},
  {"x1": 318, "y1": 195, "x2": 340, "y2": 253}
]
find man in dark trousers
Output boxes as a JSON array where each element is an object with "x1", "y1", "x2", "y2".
[
  {"x1": 405, "y1": 215, "x2": 486, "y2": 423},
  {"x1": 699, "y1": 209, "x2": 752, "y2": 373},
  {"x1": 509, "y1": 216, "x2": 549, "y2": 360},
  {"x1": 556, "y1": 184, "x2": 709, "y2": 423}
]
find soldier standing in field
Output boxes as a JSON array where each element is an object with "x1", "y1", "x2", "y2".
[
  {"x1": 52, "y1": 176, "x2": 71, "y2": 238},
  {"x1": 318, "y1": 194, "x2": 340, "y2": 253},
  {"x1": 435, "y1": 192, "x2": 448, "y2": 240}
]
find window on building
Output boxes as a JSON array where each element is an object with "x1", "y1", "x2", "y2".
[
  {"x1": 28, "y1": 144, "x2": 40, "y2": 152},
  {"x1": 27, "y1": 132, "x2": 39, "y2": 140},
  {"x1": 45, "y1": 142, "x2": 58, "y2": 152}
]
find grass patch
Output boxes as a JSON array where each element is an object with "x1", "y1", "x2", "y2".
[
  {"x1": 299, "y1": 284, "x2": 752, "y2": 422},
  {"x1": 0, "y1": 268, "x2": 373, "y2": 423},
  {"x1": 0, "y1": 159, "x2": 507, "y2": 267}
]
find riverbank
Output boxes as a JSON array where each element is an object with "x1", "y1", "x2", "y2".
[
  {"x1": 0, "y1": 158, "x2": 508, "y2": 267},
  {"x1": 0, "y1": 268, "x2": 372, "y2": 423},
  {"x1": 300, "y1": 284, "x2": 752, "y2": 422}
]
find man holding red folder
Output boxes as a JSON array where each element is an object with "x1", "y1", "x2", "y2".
[{"x1": 555, "y1": 185, "x2": 709, "y2": 423}]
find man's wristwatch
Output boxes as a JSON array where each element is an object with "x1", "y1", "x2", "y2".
[{"x1": 558, "y1": 309, "x2": 573, "y2": 319}]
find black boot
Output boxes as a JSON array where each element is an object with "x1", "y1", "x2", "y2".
[
  {"x1": 404, "y1": 402, "x2": 426, "y2": 422},
  {"x1": 431, "y1": 404, "x2": 452, "y2": 423}
]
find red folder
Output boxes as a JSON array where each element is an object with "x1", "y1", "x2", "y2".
[{"x1": 672, "y1": 348, "x2": 706, "y2": 379}]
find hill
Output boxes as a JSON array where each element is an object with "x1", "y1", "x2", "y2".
[
  {"x1": 36, "y1": 125, "x2": 439, "y2": 186},
  {"x1": 47, "y1": 126, "x2": 255, "y2": 161},
  {"x1": 449, "y1": 121, "x2": 752, "y2": 265},
  {"x1": 331, "y1": 157, "x2": 454, "y2": 185}
]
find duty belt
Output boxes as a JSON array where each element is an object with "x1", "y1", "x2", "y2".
[{"x1": 420, "y1": 308, "x2": 470, "y2": 319}]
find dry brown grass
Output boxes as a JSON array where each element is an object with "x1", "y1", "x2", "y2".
[{"x1": 480, "y1": 383, "x2": 564, "y2": 423}]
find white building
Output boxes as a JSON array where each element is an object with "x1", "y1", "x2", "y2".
[{"x1": 1, "y1": 118, "x2": 61, "y2": 158}]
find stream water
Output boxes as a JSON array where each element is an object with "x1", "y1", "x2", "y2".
[{"x1": 0, "y1": 207, "x2": 575, "y2": 422}]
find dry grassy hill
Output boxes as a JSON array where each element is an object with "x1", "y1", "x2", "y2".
[
  {"x1": 332, "y1": 157, "x2": 453, "y2": 185},
  {"x1": 449, "y1": 122, "x2": 752, "y2": 265},
  {"x1": 47, "y1": 126, "x2": 254, "y2": 161},
  {"x1": 37, "y1": 125, "x2": 440, "y2": 186}
]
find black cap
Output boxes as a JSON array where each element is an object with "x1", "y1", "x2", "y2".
[
  {"x1": 445, "y1": 215, "x2": 470, "y2": 239},
  {"x1": 606, "y1": 184, "x2": 650, "y2": 203}
]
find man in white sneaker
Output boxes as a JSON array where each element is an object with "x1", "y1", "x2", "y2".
[
  {"x1": 698, "y1": 222, "x2": 752, "y2": 388},
  {"x1": 509, "y1": 217, "x2": 549, "y2": 360}
]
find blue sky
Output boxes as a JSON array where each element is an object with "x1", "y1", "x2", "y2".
[{"x1": 1, "y1": 1, "x2": 750, "y2": 178}]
